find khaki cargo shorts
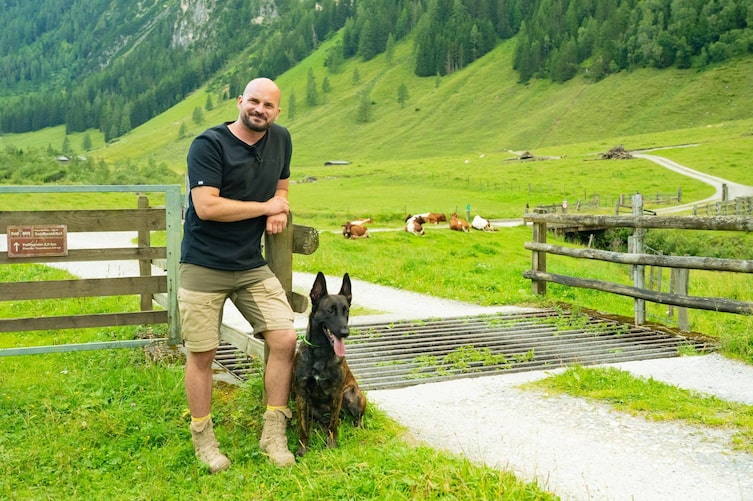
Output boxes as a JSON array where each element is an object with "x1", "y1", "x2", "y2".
[{"x1": 178, "y1": 263, "x2": 294, "y2": 352}]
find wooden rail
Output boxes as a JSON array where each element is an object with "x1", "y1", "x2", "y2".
[{"x1": 524, "y1": 194, "x2": 753, "y2": 330}]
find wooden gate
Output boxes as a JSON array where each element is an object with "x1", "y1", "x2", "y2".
[{"x1": 0, "y1": 185, "x2": 182, "y2": 355}]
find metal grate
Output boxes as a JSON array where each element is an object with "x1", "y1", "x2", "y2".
[
  {"x1": 214, "y1": 310, "x2": 716, "y2": 388},
  {"x1": 344, "y1": 310, "x2": 715, "y2": 390},
  {"x1": 214, "y1": 342, "x2": 263, "y2": 380}
]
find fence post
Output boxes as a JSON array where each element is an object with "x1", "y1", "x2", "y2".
[
  {"x1": 670, "y1": 268, "x2": 690, "y2": 332},
  {"x1": 164, "y1": 185, "x2": 183, "y2": 346},
  {"x1": 265, "y1": 212, "x2": 294, "y2": 306},
  {"x1": 137, "y1": 195, "x2": 153, "y2": 312},
  {"x1": 631, "y1": 193, "x2": 646, "y2": 325},
  {"x1": 531, "y1": 221, "x2": 547, "y2": 295}
]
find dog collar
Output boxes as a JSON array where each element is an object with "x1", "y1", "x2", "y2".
[{"x1": 299, "y1": 334, "x2": 318, "y2": 347}]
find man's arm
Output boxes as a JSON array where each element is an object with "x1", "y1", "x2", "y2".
[
  {"x1": 266, "y1": 178, "x2": 290, "y2": 234},
  {"x1": 191, "y1": 185, "x2": 289, "y2": 223}
]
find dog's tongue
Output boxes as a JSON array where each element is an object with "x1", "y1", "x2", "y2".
[{"x1": 333, "y1": 337, "x2": 346, "y2": 357}]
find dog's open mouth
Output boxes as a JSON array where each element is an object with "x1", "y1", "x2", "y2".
[{"x1": 324, "y1": 326, "x2": 346, "y2": 357}]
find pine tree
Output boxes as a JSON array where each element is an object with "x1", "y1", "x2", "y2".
[
  {"x1": 397, "y1": 83, "x2": 409, "y2": 108},
  {"x1": 288, "y1": 91, "x2": 297, "y2": 120},
  {"x1": 306, "y1": 68, "x2": 319, "y2": 106},
  {"x1": 82, "y1": 133, "x2": 92, "y2": 151},
  {"x1": 357, "y1": 90, "x2": 371, "y2": 123}
]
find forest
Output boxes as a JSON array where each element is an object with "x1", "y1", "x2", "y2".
[{"x1": 1, "y1": 0, "x2": 752, "y2": 141}]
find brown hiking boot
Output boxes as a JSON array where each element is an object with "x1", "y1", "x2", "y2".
[
  {"x1": 259, "y1": 408, "x2": 295, "y2": 467},
  {"x1": 190, "y1": 418, "x2": 231, "y2": 474}
]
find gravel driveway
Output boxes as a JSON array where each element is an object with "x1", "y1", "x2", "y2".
[{"x1": 368, "y1": 354, "x2": 753, "y2": 501}]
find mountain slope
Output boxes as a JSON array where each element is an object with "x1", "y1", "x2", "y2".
[
  {"x1": 2, "y1": 21, "x2": 753, "y2": 178},
  {"x1": 79, "y1": 34, "x2": 753, "y2": 173}
]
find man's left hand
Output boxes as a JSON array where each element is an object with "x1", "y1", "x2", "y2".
[{"x1": 266, "y1": 212, "x2": 288, "y2": 234}]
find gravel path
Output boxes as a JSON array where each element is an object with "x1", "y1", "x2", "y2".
[{"x1": 368, "y1": 354, "x2": 753, "y2": 501}]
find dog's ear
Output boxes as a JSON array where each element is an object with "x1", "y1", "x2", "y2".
[
  {"x1": 339, "y1": 273, "x2": 352, "y2": 305},
  {"x1": 310, "y1": 271, "x2": 328, "y2": 304}
]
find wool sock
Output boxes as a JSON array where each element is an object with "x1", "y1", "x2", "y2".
[
  {"x1": 266, "y1": 405, "x2": 289, "y2": 413},
  {"x1": 191, "y1": 413, "x2": 211, "y2": 432}
]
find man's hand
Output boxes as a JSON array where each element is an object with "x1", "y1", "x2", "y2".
[
  {"x1": 266, "y1": 211, "x2": 288, "y2": 234},
  {"x1": 266, "y1": 195, "x2": 289, "y2": 217}
]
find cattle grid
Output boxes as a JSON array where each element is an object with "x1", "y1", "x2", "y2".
[{"x1": 214, "y1": 309, "x2": 715, "y2": 390}]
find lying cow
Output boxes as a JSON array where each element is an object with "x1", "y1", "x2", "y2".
[
  {"x1": 416, "y1": 212, "x2": 447, "y2": 224},
  {"x1": 342, "y1": 221, "x2": 370, "y2": 239},
  {"x1": 404, "y1": 214, "x2": 426, "y2": 236},
  {"x1": 471, "y1": 215, "x2": 497, "y2": 232},
  {"x1": 449, "y1": 213, "x2": 470, "y2": 232}
]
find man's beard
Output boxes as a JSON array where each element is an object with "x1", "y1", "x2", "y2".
[{"x1": 241, "y1": 112, "x2": 272, "y2": 133}]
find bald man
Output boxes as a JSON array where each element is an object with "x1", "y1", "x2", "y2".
[{"x1": 179, "y1": 78, "x2": 297, "y2": 471}]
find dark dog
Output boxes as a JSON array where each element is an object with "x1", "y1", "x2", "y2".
[{"x1": 293, "y1": 272, "x2": 367, "y2": 457}]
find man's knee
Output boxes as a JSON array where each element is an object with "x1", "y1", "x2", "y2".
[
  {"x1": 265, "y1": 329, "x2": 297, "y2": 357},
  {"x1": 187, "y1": 350, "x2": 217, "y2": 371}
]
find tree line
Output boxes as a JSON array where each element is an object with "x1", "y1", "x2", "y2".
[
  {"x1": 514, "y1": 0, "x2": 753, "y2": 83},
  {"x1": 1, "y1": 0, "x2": 751, "y2": 139}
]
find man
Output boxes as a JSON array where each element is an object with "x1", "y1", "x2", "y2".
[{"x1": 179, "y1": 77, "x2": 297, "y2": 472}]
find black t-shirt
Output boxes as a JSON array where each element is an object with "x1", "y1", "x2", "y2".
[{"x1": 180, "y1": 122, "x2": 292, "y2": 271}]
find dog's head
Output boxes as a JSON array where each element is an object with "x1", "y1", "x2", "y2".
[{"x1": 309, "y1": 271, "x2": 352, "y2": 357}]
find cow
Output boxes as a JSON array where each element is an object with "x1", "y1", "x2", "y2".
[
  {"x1": 449, "y1": 213, "x2": 470, "y2": 232},
  {"x1": 404, "y1": 215, "x2": 426, "y2": 236},
  {"x1": 416, "y1": 212, "x2": 447, "y2": 224},
  {"x1": 471, "y1": 215, "x2": 497, "y2": 232},
  {"x1": 342, "y1": 221, "x2": 370, "y2": 239}
]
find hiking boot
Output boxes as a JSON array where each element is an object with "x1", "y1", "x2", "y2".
[
  {"x1": 190, "y1": 418, "x2": 231, "y2": 474},
  {"x1": 259, "y1": 408, "x2": 295, "y2": 467}
]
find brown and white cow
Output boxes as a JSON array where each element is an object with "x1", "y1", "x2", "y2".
[
  {"x1": 471, "y1": 215, "x2": 497, "y2": 232},
  {"x1": 342, "y1": 221, "x2": 370, "y2": 239},
  {"x1": 416, "y1": 212, "x2": 447, "y2": 224},
  {"x1": 404, "y1": 214, "x2": 426, "y2": 236},
  {"x1": 449, "y1": 213, "x2": 470, "y2": 232}
]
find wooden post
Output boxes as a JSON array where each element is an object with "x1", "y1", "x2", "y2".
[
  {"x1": 631, "y1": 193, "x2": 646, "y2": 325},
  {"x1": 137, "y1": 195, "x2": 153, "y2": 312},
  {"x1": 671, "y1": 268, "x2": 690, "y2": 332},
  {"x1": 265, "y1": 212, "x2": 294, "y2": 303},
  {"x1": 261, "y1": 212, "x2": 294, "y2": 406},
  {"x1": 531, "y1": 221, "x2": 547, "y2": 295}
]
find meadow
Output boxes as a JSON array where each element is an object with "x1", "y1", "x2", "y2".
[{"x1": 3, "y1": 35, "x2": 753, "y2": 499}]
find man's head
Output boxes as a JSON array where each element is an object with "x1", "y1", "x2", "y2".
[{"x1": 237, "y1": 78, "x2": 282, "y2": 133}]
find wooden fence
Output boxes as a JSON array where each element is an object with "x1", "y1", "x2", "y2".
[
  {"x1": 693, "y1": 196, "x2": 753, "y2": 216},
  {"x1": 0, "y1": 184, "x2": 319, "y2": 360},
  {"x1": 523, "y1": 194, "x2": 753, "y2": 330},
  {"x1": 0, "y1": 185, "x2": 183, "y2": 355}
]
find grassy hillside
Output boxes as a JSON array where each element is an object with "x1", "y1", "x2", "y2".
[{"x1": 3, "y1": 37, "x2": 753, "y2": 175}]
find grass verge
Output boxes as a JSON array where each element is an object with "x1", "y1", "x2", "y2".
[{"x1": 525, "y1": 366, "x2": 753, "y2": 454}]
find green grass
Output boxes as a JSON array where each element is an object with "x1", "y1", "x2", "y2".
[
  {"x1": 0, "y1": 347, "x2": 557, "y2": 501},
  {"x1": 526, "y1": 366, "x2": 753, "y2": 453}
]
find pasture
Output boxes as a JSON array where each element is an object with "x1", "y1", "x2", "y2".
[{"x1": 2, "y1": 37, "x2": 753, "y2": 498}]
